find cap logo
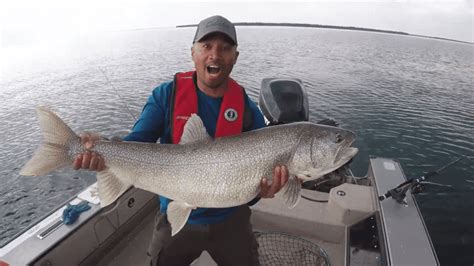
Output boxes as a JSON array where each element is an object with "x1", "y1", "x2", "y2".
[{"x1": 224, "y1": 108, "x2": 238, "y2": 122}]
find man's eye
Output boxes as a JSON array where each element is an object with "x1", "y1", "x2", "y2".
[
  {"x1": 221, "y1": 46, "x2": 232, "y2": 52},
  {"x1": 202, "y1": 44, "x2": 210, "y2": 49}
]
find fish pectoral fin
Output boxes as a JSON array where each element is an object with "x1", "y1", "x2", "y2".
[
  {"x1": 276, "y1": 175, "x2": 302, "y2": 209},
  {"x1": 97, "y1": 169, "x2": 132, "y2": 208},
  {"x1": 179, "y1": 114, "x2": 211, "y2": 144},
  {"x1": 167, "y1": 201, "x2": 195, "y2": 236}
]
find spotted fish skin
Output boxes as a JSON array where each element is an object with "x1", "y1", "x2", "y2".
[{"x1": 21, "y1": 107, "x2": 358, "y2": 235}]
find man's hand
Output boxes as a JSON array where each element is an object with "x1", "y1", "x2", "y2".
[
  {"x1": 259, "y1": 166, "x2": 289, "y2": 198},
  {"x1": 72, "y1": 132, "x2": 106, "y2": 171}
]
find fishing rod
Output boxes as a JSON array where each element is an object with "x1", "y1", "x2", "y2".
[
  {"x1": 378, "y1": 157, "x2": 463, "y2": 204},
  {"x1": 98, "y1": 67, "x2": 137, "y2": 121}
]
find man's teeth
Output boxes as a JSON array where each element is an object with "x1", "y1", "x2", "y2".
[{"x1": 207, "y1": 66, "x2": 221, "y2": 74}]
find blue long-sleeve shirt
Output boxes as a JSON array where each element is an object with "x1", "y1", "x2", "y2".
[{"x1": 123, "y1": 80, "x2": 266, "y2": 224}]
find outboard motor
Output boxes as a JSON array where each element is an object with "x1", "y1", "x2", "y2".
[{"x1": 258, "y1": 78, "x2": 309, "y2": 125}]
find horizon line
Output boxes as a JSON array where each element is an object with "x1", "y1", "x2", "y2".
[{"x1": 174, "y1": 22, "x2": 473, "y2": 45}]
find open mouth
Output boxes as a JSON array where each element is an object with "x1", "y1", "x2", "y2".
[{"x1": 207, "y1": 65, "x2": 221, "y2": 75}]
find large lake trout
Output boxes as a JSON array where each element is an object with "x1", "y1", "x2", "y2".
[{"x1": 21, "y1": 107, "x2": 358, "y2": 235}]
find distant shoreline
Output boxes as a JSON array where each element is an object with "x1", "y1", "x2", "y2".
[{"x1": 177, "y1": 22, "x2": 472, "y2": 45}]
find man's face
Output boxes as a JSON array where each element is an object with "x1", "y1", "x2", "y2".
[{"x1": 192, "y1": 33, "x2": 239, "y2": 90}]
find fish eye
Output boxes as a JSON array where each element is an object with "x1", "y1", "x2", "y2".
[{"x1": 335, "y1": 134, "x2": 343, "y2": 144}]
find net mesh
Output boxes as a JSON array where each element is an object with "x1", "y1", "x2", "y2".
[{"x1": 255, "y1": 232, "x2": 330, "y2": 266}]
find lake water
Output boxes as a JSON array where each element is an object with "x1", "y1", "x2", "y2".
[{"x1": 0, "y1": 27, "x2": 473, "y2": 264}]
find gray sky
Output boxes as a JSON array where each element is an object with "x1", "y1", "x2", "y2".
[{"x1": 1, "y1": 0, "x2": 473, "y2": 44}]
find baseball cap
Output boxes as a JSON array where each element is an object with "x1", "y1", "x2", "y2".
[{"x1": 193, "y1": 15, "x2": 237, "y2": 45}]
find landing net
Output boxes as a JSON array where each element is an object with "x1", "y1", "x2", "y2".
[{"x1": 255, "y1": 232, "x2": 330, "y2": 266}]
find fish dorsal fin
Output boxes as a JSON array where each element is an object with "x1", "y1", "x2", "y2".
[
  {"x1": 179, "y1": 114, "x2": 211, "y2": 144},
  {"x1": 167, "y1": 201, "x2": 196, "y2": 236}
]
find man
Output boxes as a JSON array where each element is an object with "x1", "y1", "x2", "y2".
[{"x1": 74, "y1": 15, "x2": 288, "y2": 265}]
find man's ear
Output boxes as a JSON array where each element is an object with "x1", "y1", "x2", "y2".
[
  {"x1": 234, "y1": 50, "x2": 239, "y2": 65},
  {"x1": 191, "y1": 46, "x2": 195, "y2": 62}
]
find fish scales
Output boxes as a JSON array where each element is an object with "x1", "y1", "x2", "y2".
[{"x1": 87, "y1": 126, "x2": 299, "y2": 207}]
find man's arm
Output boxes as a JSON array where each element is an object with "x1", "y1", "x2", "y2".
[{"x1": 122, "y1": 82, "x2": 173, "y2": 143}]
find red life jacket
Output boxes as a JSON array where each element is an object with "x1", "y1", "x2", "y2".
[{"x1": 170, "y1": 71, "x2": 245, "y2": 144}]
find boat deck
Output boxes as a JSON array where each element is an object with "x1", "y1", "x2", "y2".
[
  {"x1": 99, "y1": 207, "x2": 155, "y2": 266},
  {"x1": 96, "y1": 189, "x2": 349, "y2": 266}
]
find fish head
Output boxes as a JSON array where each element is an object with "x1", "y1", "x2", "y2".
[{"x1": 292, "y1": 124, "x2": 358, "y2": 181}]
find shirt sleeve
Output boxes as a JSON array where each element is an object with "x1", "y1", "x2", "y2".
[{"x1": 123, "y1": 82, "x2": 172, "y2": 143}]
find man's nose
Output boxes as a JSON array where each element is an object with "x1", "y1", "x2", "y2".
[{"x1": 209, "y1": 47, "x2": 222, "y2": 59}]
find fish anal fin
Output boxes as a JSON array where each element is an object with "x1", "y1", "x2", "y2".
[
  {"x1": 179, "y1": 114, "x2": 211, "y2": 144},
  {"x1": 276, "y1": 175, "x2": 302, "y2": 209},
  {"x1": 97, "y1": 169, "x2": 131, "y2": 207},
  {"x1": 167, "y1": 201, "x2": 195, "y2": 236}
]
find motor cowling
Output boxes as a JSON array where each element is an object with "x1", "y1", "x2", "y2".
[{"x1": 258, "y1": 78, "x2": 309, "y2": 125}]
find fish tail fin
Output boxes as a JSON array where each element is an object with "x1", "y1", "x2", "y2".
[
  {"x1": 20, "y1": 107, "x2": 78, "y2": 176},
  {"x1": 97, "y1": 169, "x2": 132, "y2": 207},
  {"x1": 277, "y1": 175, "x2": 302, "y2": 209}
]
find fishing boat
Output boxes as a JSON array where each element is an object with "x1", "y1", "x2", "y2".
[{"x1": 0, "y1": 78, "x2": 439, "y2": 266}]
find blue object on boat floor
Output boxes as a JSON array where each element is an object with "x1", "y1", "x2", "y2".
[{"x1": 62, "y1": 201, "x2": 91, "y2": 225}]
